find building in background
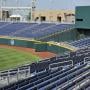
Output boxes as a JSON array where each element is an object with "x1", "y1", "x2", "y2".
[
  {"x1": 34, "y1": 10, "x2": 75, "y2": 23},
  {"x1": 75, "y1": 6, "x2": 90, "y2": 38},
  {"x1": 0, "y1": 9, "x2": 75, "y2": 23},
  {"x1": 0, "y1": 0, "x2": 75, "y2": 23},
  {"x1": 0, "y1": 7, "x2": 32, "y2": 22}
]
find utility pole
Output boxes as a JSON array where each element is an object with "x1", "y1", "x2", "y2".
[
  {"x1": 3, "y1": 0, "x2": 7, "y2": 21},
  {"x1": 0, "y1": 0, "x2": 2, "y2": 21},
  {"x1": 16, "y1": 0, "x2": 19, "y2": 14},
  {"x1": 31, "y1": 0, "x2": 36, "y2": 21}
]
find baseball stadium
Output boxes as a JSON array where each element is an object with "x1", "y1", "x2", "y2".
[{"x1": 0, "y1": 0, "x2": 90, "y2": 90}]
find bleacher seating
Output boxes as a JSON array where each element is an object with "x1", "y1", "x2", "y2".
[
  {"x1": 0, "y1": 47, "x2": 90, "y2": 90},
  {"x1": 0, "y1": 22, "x2": 36, "y2": 36},
  {"x1": 1, "y1": 63, "x2": 89, "y2": 90},
  {"x1": 0, "y1": 22, "x2": 74, "y2": 39},
  {"x1": 70, "y1": 38, "x2": 90, "y2": 48},
  {"x1": 0, "y1": 22, "x2": 8, "y2": 27}
]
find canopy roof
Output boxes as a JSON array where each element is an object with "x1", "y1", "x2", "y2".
[{"x1": 10, "y1": 15, "x2": 22, "y2": 18}]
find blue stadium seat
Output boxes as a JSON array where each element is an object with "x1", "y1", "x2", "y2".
[{"x1": 70, "y1": 38, "x2": 90, "y2": 48}]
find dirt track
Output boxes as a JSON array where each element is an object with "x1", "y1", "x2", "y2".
[{"x1": 0, "y1": 44, "x2": 56, "y2": 59}]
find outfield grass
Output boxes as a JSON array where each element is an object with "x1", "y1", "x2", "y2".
[{"x1": 0, "y1": 48, "x2": 40, "y2": 71}]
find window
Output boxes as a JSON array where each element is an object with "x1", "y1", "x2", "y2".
[
  {"x1": 57, "y1": 16, "x2": 61, "y2": 22},
  {"x1": 40, "y1": 16, "x2": 46, "y2": 21},
  {"x1": 76, "y1": 19, "x2": 83, "y2": 21}
]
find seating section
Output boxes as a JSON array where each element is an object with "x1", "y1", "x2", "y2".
[
  {"x1": 1, "y1": 63, "x2": 90, "y2": 90},
  {"x1": 0, "y1": 22, "x2": 74, "y2": 38},
  {"x1": 0, "y1": 22, "x2": 9, "y2": 27},
  {"x1": 0, "y1": 22, "x2": 36, "y2": 36},
  {"x1": 0, "y1": 47, "x2": 90, "y2": 90},
  {"x1": 70, "y1": 38, "x2": 90, "y2": 48}
]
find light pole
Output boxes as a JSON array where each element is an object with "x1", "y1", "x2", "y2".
[
  {"x1": 49, "y1": 0, "x2": 54, "y2": 22},
  {"x1": 16, "y1": 0, "x2": 19, "y2": 22}
]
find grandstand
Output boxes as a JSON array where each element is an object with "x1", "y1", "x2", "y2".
[
  {"x1": 0, "y1": 22, "x2": 74, "y2": 39},
  {"x1": 0, "y1": 0, "x2": 90, "y2": 90}
]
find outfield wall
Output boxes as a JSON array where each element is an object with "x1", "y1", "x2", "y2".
[
  {"x1": 35, "y1": 42, "x2": 69, "y2": 54},
  {"x1": 0, "y1": 37, "x2": 70, "y2": 54},
  {"x1": 38, "y1": 29, "x2": 79, "y2": 42}
]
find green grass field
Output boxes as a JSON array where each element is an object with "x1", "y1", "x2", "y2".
[{"x1": 0, "y1": 48, "x2": 40, "y2": 71}]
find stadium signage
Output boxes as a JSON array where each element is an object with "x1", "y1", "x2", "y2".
[{"x1": 10, "y1": 39, "x2": 14, "y2": 46}]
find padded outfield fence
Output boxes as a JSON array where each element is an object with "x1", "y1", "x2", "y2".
[
  {"x1": 0, "y1": 36, "x2": 71, "y2": 54},
  {"x1": 38, "y1": 29, "x2": 79, "y2": 42}
]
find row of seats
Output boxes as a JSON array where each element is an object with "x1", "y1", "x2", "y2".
[
  {"x1": 69, "y1": 76, "x2": 90, "y2": 90},
  {"x1": 0, "y1": 22, "x2": 9, "y2": 27},
  {"x1": 70, "y1": 38, "x2": 90, "y2": 48}
]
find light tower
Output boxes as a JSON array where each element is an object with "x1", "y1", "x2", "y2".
[{"x1": 31, "y1": 0, "x2": 37, "y2": 21}]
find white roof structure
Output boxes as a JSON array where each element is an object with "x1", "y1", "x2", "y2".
[
  {"x1": 10, "y1": 15, "x2": 22, "y2": 18},
  {"x1": 1, "y1": 7, "x2": 31, "y2": 10}
]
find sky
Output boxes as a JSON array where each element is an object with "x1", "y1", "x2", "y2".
[
  {"x1": 1, "y1": 0, "x2": 90, "y2": 10},
  {"x1": 37, "y1": 0, "x2": 90, "y2": 10}
]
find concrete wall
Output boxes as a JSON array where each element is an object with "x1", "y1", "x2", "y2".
[
  {"x1": 34, "y1": 10, "x2": 75, "y2": 23},
  {"x1": 0, "y1": 11, "x2": 1, "y2": 20}
]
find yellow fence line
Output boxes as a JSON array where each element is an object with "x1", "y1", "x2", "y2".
[
  {"x1": 0, "y1": 35, "x2": 78, "y2": 52},
  {"x1": 47, "y1": 41, "x2": 78, "y2": 51}
]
